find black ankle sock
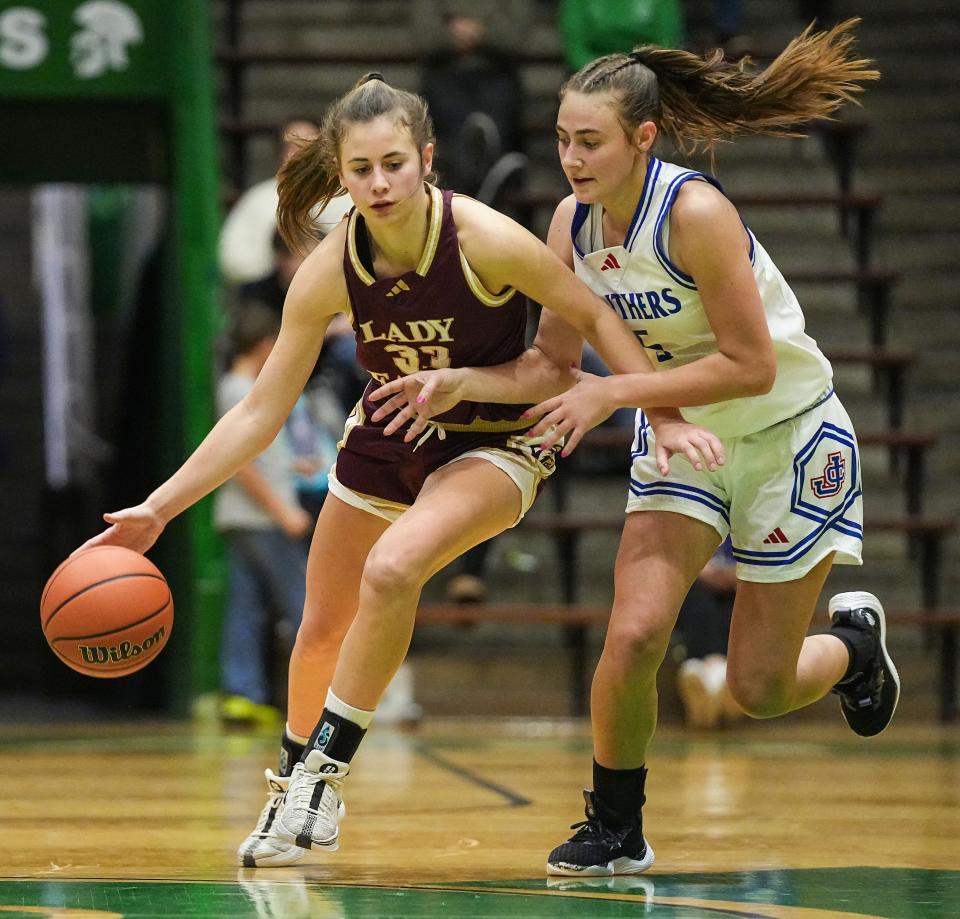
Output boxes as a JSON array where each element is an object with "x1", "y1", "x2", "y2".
[
  {"x1": 279, "y1": 731, "x2": 305, "y2": 777},
  {"x1": 304, "y1": 707, "x2": 367, "y2": 764},
  {"x1": 592, "y1": 760, "x2": 647, "y2": 827},
  {"x1": 831, "y1": 625, "x2": 876, "y2": 683}
]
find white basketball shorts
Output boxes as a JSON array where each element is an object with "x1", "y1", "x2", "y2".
[{"x1": 625, "y1": 389, "x2": 863, "y2": 582}]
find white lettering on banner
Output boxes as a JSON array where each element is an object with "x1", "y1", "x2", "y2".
[
  {"x1": 70, "y1": 1, "x2": 143, "y2": 78},
  {"x1": 0, "y1": 7, "x2": 48, "y2": 70},
  {"x1": 0, "y1": 2, "x2": 143, "y2": 77}
]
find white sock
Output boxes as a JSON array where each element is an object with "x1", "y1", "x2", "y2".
[
  {"x1": 325, "y1": 688, "x2": 375, "y2": 730},
  {"x1": 285, "y1": 723, "x2": 309, "y2": 746}
]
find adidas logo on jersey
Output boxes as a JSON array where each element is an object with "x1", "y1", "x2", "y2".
[
  {"x1": 386, "y1": 279, "x2": 410, "y2": 297},
  {"x1": 600, "y1": 253, "x2": 622, "y2": 271},
  {"x1": 763, "y1": 527, "x2": 789, "y2": 545}
]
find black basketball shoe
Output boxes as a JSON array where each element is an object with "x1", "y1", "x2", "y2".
[
  {"x1": 829, "y1": 591, "x2": 900, "y2": 737},
  {"x1": 546, "y1": 790, "x2": 654, "y2": 877}
]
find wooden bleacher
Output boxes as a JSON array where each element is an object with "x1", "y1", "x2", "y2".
[{"x1": 215, "y1": 5, "x2": 956, "y2": 722}]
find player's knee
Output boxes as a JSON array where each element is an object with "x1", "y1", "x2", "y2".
[
  {"x1": 362, "y1": 545, "x2": 424, "y2": 597},
  {"x1": 604, "y1": 616, "x2": 671, "y2": 674},
  {"x1": 726, "y1": 672, "x2": 792, "y2": 719},
  {"x1": 295, "y1": 618, "x2": 343, "y2": 655}
]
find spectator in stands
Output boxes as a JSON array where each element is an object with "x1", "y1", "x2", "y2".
[
  {"x1": 379, "y1": 22, "x2": 899, "y2": 878},
  {"x1": 235, "y1": 229, "x2": 366, "y2": 414},
  {"x1": 413, "y1": 0, "x2": 533, "y2": 195},
  {"x1": 77, "y1": 73, "x2": 722, "y2": 868},
  {"x1": 674, "y1": 539, "x2": 741, "y2": 729},
  {"x1": 285, "y1": 389, "x2": 339, "y2": 527},
  {"x1": 560, "y1": 0, "x2": 684, "y2": 71},
  {"x1": 444, "y1": 540, "x2": 491, "y2": 602},
  {"x1": 213, "y1": 303, "x2": 311, "y2": 728},
  {"x1": 219, "y1": 117, "x2": 352, "y2": 285}
]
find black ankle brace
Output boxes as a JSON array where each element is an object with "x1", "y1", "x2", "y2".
[
  {"x1": 279, "y1": 731, "x2": 306, "y2": 777},
  {"x1": 592, "y1": 760, "x2": 647, "y2": 827},
  {"x1": 831, "y1": 625, "x2": 876, "y2": 684}
]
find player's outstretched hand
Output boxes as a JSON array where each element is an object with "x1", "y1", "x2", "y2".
[
  {"x1": 649, "y1": 416, "x2": 725, "y2": 475},
  {"x1": 73, "y1": 504, "x2": 166, "y2": 556},
  {"x1": 368, "y1": 369, "x2": 466, "y2": 441},
  {"x1": 522, "y1": 370, "x2": 614, "y2": 455}
]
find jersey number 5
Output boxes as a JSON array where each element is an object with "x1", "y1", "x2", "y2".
[
  {"x1": 384, "y1": 344, "x2": 452, "y2": 375},
  {"x1": 633, "y1": 329, "x2": 673, "y2": 363}
]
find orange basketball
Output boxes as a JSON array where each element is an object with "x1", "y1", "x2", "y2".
[{"x1": 40, "y1": 546, "x2": 173, "y2": 678}]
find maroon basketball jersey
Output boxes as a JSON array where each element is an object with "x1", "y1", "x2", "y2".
[{"x1": 342, "y1": 186, "x2": 530, "y2": 429}]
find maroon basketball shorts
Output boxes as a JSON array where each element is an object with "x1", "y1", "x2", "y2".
[{"x1": 328, "y1": 405, "x2": 558, "y2": 525}]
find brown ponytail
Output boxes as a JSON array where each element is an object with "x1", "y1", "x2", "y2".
[
  {"x1": 562, "y1": 19, "x2": 879, "y2": 158},
  {"x1": 277, "y1": 73, "x2": 436, "y2": 252}
]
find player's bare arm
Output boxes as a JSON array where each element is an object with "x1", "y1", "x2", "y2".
[
  {"x1": 368, "y1": 196, "x2": 651, "y2": 431},
  {"x1": 527, "y1": 182, "x2": 777, "y2": 447},
  {"x1": 76, "y1": 236, "x2": 347, "y2": 554}
]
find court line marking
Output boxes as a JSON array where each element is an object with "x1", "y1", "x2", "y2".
[
  {"x1": 414, "y1": 744, "x2": 533, "y2": 807},
  {"x1": 0, "y1": 877, "x2": 899, "y2": 917}
]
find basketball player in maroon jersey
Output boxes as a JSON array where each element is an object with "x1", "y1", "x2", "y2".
[{"x1": 77, "y1": 73, "x2": 723, "y2": 866}]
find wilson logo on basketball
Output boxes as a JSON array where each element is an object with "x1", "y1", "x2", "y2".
[{"x1": 77, "y1": 625, "x2": 166, "y2": 665}]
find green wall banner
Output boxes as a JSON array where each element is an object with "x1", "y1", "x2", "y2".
[
  {"x1": 0, "y1": 1, "x2": 167, "y2": 97},
  {"x1": 1, "y1": 0, "x2": 223, "y2": 711}
]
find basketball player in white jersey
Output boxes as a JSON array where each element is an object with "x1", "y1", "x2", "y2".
[{"x1": 371, "y1": 21, "x2": 899, "y2": 877}]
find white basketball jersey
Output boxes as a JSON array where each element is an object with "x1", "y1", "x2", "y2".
[{"x1": 571, "y1": 158, "x2": 832, "y2": 438}]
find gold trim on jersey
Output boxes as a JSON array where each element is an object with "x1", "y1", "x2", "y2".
[
  {"x1": 414, "y1": 185, "x2": 444, "y2": 277},
  {"x1": 458, "y1": 249, "x2": 516, "y2": 307},
  {"x1": 436, "y1": 416, "x2": 530, "y2": 434},
  {"x1": 337, "y1": 397, "x2": 367, "y2": 450},
  {"x1": 346, "y1": 209, "x2": 376, "y2": 287},
  {"x1": 345, "y1": 185, "x2": 444, "y2": 287},
  {"x1": 340, "y1": 484, "x2": 411, "y2": 515}
]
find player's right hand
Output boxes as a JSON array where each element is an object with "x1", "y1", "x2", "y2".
[
  {"x1": 368, "y1": 368, "x2": 467, "y2": 440},
  {"x1": 73, "y1": 504, "x2": 166, "y2": 556}
]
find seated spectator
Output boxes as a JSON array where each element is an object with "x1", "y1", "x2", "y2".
[
  {"x1": 219, "y1": 117, "x2": 352, "y2": 285},
  {"x1": 673, "y1": 539, "x2": 743, "y2": 729},
  {"x1": 234, "y1": 228, "x2": 366, "y2": 415},
  {"x1": 286, "y1": 385, "x2": 340, "y2": 526},
  {"x1": 444, "y1": 540, "x2": 492, "y2": 603}
]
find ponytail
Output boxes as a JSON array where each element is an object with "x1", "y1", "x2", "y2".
[
  {"x1": 277, "y1": 72, "x2": 435, "y2": 252},
  {"x1": 562, "y1": 19, "x2": 879, "y2": 157}
]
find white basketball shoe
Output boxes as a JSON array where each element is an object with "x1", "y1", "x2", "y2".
[
  {"x1": 275, "y1": 749, "x2": 350, "y2": 851},
  {"x1": 236, "y1": 770, "x2": 307, "y2": 868}
]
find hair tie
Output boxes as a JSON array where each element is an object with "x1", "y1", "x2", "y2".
[{"x1": 361, "y1": 72, "x2": 385, "y2": 85}]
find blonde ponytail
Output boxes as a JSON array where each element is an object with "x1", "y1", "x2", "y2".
[{"x1": 563, "y1": 19, "x2": 879, "y2": 157}]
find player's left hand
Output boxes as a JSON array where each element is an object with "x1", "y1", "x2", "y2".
[
  {"x1": 368, "y1": 368, "x2": 466, "y2": 441},
  {"x1": 648, "y1": 415, "x2": 725, "y2": 475},
  {"x1": 522, "y1": 370, "x2": 614, "y2": 455}
]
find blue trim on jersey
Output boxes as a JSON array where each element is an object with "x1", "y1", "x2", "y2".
[
  {"x1": 625, "y1": 158, "x2": 663, "y2": 251},
  {"x1": 631, "y1": 411, "x2": 651, "y2": 457},
  {"x1": 734, "y1": 417, "x2": 863, "y2": 566},
  {"x1": 789, "y1": 498, "x2": 864, "y2": 536},
  {"x1": 652, "y1": 169, "x2": 759, "y2": 285},
  {"x1": 731, "y1": 484, "x2": 863, "y2": 566},
  {"x1": 630, "y1": 477, "x2": 731, "y2": 524},
  {"x1": 571, "y1": 201, "x2": 590, "y2": 259},
  {"x1": 791, "y1": 419, "x2": 858, "y2": 514},
  {"x1": 831, "y1": 517, "x2": 865, "y2": 539},
  {"x1": 652, "y1": 172, "x2": 719, "y2": 290}
]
